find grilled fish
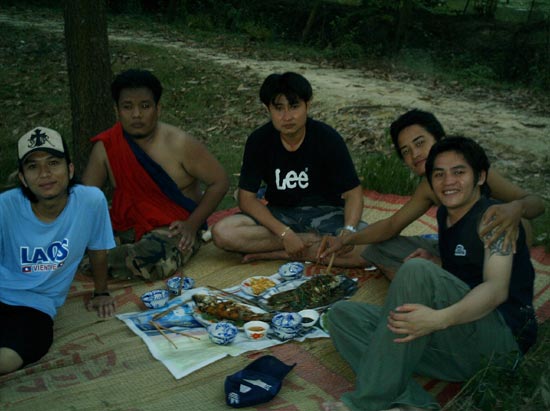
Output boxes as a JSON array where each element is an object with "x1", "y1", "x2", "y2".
[
  {"x1": 260, "y1": 274, "x2": 357, "y2": 312},
  {"x1": 192, "y1": 293, "x2": 272, "y2": 324}
]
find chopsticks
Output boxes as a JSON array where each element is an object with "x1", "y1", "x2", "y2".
[
  {"x1": 152, "y1": 303, "x2": 180, "y2": 320},
  {"x1": 149, "y1": 321, "x2": 178, "y2": 349},
  {"x1": 149, "y1": 320, "x2": 201, "y2": 349},
  {"x1": 323, "y1": 230, "x2": 346, "y2": 275},
  {"x1": 178, "y1": 270, "x2": 185, "y2": 296},
  {"x1": 325, "y1": 250, "x2": 336, "y2": 274},
  {"x1": 155, "y1": 322, "x2": 201, "y2": 340},
  {"x1": 316, "y1": 235, "x2": 329, "y2": 271}
]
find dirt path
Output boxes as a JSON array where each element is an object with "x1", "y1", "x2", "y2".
[{"x1": 1, "y1": 9, "x2": 548, "y2": 198}]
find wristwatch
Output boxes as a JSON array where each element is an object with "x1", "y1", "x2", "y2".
[
  {"x1": 342, "y1": 225, "x2": 356, "y2": 233},
  {"x1": 92, "y1": 291, "x2": 111, "y2": 298}
]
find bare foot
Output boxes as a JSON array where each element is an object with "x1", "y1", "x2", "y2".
[
  {"x1": 242, "y1": 250, "x2": 290, "y2": 263},
  {"x1": 322, "y1": 401, "x2": 351, "y2": 411}
]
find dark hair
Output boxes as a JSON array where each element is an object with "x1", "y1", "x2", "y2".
[
  {"x1": 259, "y1": 72, "x2": 313, "y2": 107},
  {"x1": 18, "y1": 137, "x2": 77, "y2": 203},
  {"x1": 111, "y1": 69, "x2": 163, "y2": 105},
  {"x1": 425, "y1": 135, "x2": 491, "y2": 196},
  {"x1": 390, "y1": 109, "x2": 446, "y2": 159}
]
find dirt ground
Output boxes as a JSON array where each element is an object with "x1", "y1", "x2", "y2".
[{"x1": 1, "y1": 8, "x2": 548, "y2": 199}]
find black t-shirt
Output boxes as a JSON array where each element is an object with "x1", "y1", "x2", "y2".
[
  {"x1": 239, "y1": 118, "x2": 360, "y2": 207},
  {"x1": 437, "y1": 197, "x2": 537, "y2": 353}
]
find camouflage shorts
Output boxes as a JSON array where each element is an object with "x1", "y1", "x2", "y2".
[{"x1": 108, "y1": 227, "x2": 202, "y2": 281}]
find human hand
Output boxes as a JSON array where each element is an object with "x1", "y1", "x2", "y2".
[
  {"x1": 86, "y1": 295, "x2": 116, "y2": 318},
  {"x1": 387, "y1": 304, "x2": 443, "y2": 343},
  {"x1": 479, "y1": 203, "x2": 521, "y2": 253},
  {"x1": 404, "y1": 248, "x2": 439, "y2": 265},
  {"x1": 318, "y1": 236, "x2": 352, "y2": 260},
  {"x1": 282, "y1": 230, "x2": 306, "y2": 259},
  {"x1": 168, "y1": 220, "x2": 197, "y2": 252}
]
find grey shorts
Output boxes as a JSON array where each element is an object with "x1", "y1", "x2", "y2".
[
  {"x1": 360, "y1": 234, "x2": 440, "y2": 271},
  {"x1": 254, "y1": 205, "x2": 367, "y2": 236}
]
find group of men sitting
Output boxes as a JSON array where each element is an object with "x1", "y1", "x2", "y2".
[{"x1": 0, "y1": 69, "x2": 545, "y2": 411}]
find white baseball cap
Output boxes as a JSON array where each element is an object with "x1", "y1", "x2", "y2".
[{"x1": 18, "y1": 126, "x2": 65, "y2": 162}]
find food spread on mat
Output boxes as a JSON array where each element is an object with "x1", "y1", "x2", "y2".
[
  {"x1": 192, "y1": 293, "x2": 272, "y2": 325},
  {"x1": 189, "y1": 272, "x2": 356, "y2": 327},
  {"x1": 258, "y1": 274, "x2": 357, "y2": 312},
  {"x1": 241, "y1": 276, "x2": 277, "y2": 296}
]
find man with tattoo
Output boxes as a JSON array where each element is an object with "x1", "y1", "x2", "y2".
[{"x1": 323, "y1": 136, "x2": 537, "y2": 411}]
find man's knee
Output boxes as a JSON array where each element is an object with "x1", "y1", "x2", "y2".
[
  {"x1": 0, "y1": 347, "x2": 24, "y2": 374},
  {"x1": 211, "y1": 217, "x2": 245, "y2": 250},
  {"x1": 327, "y1": 300, "x2": 353, "y2": 326},
  {"x1": 393, "y1": 258, "x2": 439, "y2": 286},
  {"x1": 211, "y1": 219, "x2": 232, "y2": 250}
]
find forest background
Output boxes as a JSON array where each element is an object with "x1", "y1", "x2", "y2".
[{"x1": 0, "y1": 1, "x2": 549, "y2": 409}]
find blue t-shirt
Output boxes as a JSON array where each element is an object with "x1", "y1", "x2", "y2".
[{"x1": 0, "y1": 185, "x2": 116, "y2": 318}]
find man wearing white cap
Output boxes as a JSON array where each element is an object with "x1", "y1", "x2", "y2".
[{"x1": 0, "y1": 127, "x2": 116, "y2": 374}]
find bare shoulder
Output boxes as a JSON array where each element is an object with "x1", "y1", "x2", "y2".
[
  {"x1": 83, "y1": 140, "x2": 110, "y2": 186},
  {"x1": 416, "y1": 177, "x2": 440, "y2": 205},
  {"x1": 160, "y1": 122, "x2": 204, "y2": 154},
  {"x1": 478, "y1": 215, "x2": 513, "y2": 256},
  {"x1": 90, "y1": 139, "x2": 107, "y2": 158},
  {"x1": 160, "y1": 122, "x2": 195, "y2": 143}
]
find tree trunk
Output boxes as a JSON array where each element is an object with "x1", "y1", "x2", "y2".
[
  {"x1": 394, "y1": 0, "x2": 412, "y2": 52},
  {"x1": 302, "y1": 1, "x2": 320, "y2": 43},
  {"x1": 64, "y1": 0, "x2": 114, "y2": 175}
]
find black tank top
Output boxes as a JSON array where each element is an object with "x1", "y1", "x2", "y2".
[{"x1": 437, "y1": 197, "x2": 537, "y2": 353}]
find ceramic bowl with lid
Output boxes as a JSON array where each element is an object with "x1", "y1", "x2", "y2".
[
  {"x1": 141, "y1": 289, "x2": 170, "y2": 309},
  {"x1": 278, "y1": 262, "x2": 304, "y2": 281},
  {"x1": 207, "y1": 322, "x2": 238, "y2": 345}
]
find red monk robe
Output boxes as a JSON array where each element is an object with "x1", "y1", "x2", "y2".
[{"x1": 91, "y1": 122, "x2": 191, "y2": 241}]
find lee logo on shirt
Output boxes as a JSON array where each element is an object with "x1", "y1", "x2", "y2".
[
  {"x1": 275, "y1": 168, "x2": 309, "y2": 190},
  {"x1": 20, "y1": 239, "x2": 69, "y2": 273},
  {"x1": 454, "y1": 244, "x2": 467, "y2": 257}
]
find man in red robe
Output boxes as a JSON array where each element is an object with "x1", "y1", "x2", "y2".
[{"x1": 82, "y1": 69, "x2": 229, "y2": 280}]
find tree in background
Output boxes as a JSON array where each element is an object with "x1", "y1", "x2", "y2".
[{"x1": 64, "y1": 0, "x2": 114, "y2": 174}]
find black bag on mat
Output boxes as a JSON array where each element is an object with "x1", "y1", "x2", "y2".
[{"x1": 224, "y1": 355, "x2": 296, "y2": 408}]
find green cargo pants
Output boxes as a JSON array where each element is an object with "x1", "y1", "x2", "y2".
[{"x1": 327, "y1": 258, "x2": 519, "y2": 411}]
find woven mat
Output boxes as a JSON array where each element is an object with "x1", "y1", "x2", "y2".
[{"x1": 1, "y1": 190, "x2": 548, "y2": 410}]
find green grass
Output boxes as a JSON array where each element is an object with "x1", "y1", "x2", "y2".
[
  {"x1": 443, "y1": 321, "x2": 550, "y2": 411},
  {"x1": 359, "y1": 152, "x2": 420, "y2": 196}
]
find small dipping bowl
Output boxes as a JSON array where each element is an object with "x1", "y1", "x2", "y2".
[
  {"x1": 298, "y1": 309, "x2": 320, "y2": 328},
  {"x1": 141, "y1": 289, "x2": 170, "y2": 309},
  {"x1": 207, "y1": 322, "x2": 238, "y2": 345},
  {"x1": 166, "y1": 276, "x2": 195, "y2": 294},
  {"x1": 278, "y1": 262, "x2": 304, "y2": 281},
  {"x1": 271, "y1": 312, "x2": 302, "y2": 340},
  {"x1": 243, "y1": 321, "x2": 270, "y2": 340}
]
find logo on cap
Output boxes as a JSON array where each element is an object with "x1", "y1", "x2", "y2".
[
  {"x1": 18, "y1": 126, "x2": 65, "y2": 161},
  {"x1": 27, "y1": 129, "x2": 52, "y2": 149}
]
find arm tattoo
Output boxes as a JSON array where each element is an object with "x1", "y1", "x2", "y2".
[{"x1": 483, "y1": 227, "x2": 512, "y2": 256}]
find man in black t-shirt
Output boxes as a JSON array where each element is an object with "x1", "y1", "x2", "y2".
[{"x1": 212, "y1": 72, "x2": 364, "y2": 261}]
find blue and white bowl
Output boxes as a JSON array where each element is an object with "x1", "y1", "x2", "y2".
[
  {"x1": 272, "y1": 312, "x2": 303, "y2": 328},
  {"x1": 141, "y1": 289, "x2": 170, "y2": 309},
  {"x1": 207, "y1": 322, "x2": 238, "y2": 345},
  {"x1": 278, "y1": 262, "x2": 304, "y2": 281},
  {"x1": 271, "y1": 312, "x2": 302, "y2": 340},
  {"x1": 166, "y1": 276, "x2": 195, "y2": 294}
]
